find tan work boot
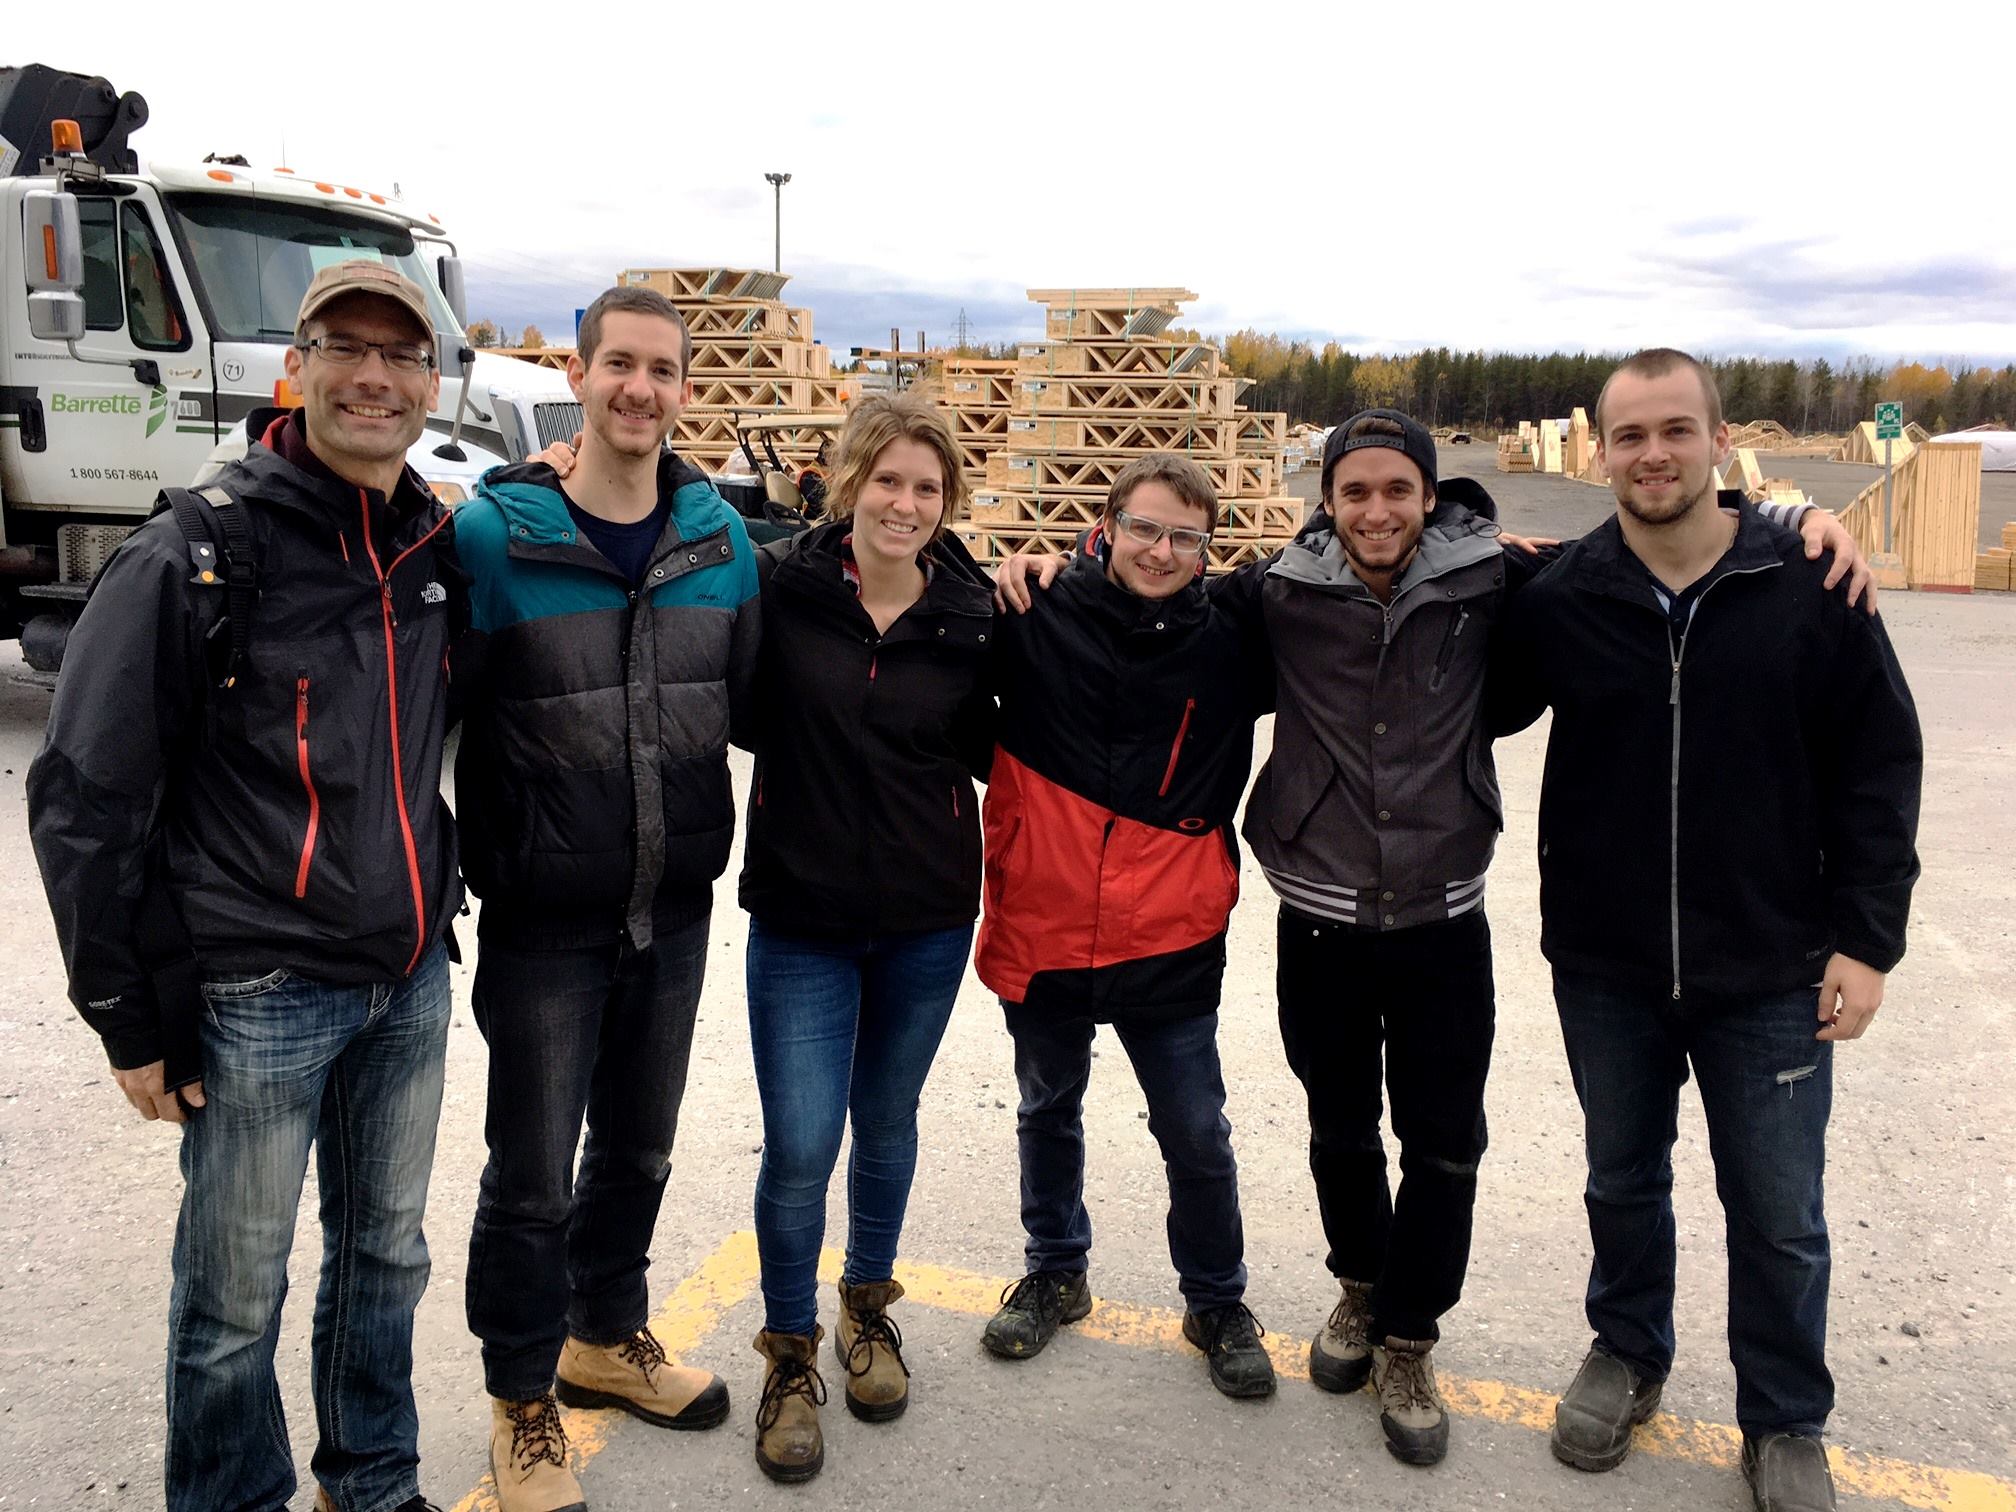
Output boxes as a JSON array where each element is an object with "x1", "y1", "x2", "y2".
[
  {"x1": 488, "y1": 1393, "x2": 587, "y2": 1512},
  {"x1": 835, "y1": 1277, "x2": 912, "y2": 1421},
  {"x1": 555, "y1": 1325, "x2": 729, "y2": 1430},
  {"x1": 1372, "y1": 1335, "x2": 1450, "y2": 1466},
  {"x1": 1310, "y1": 1277, "x2": 1374, "y2": 1394},
  {"x1": 753, "y1": 1326, "x2": 828, "y2": 1483}
]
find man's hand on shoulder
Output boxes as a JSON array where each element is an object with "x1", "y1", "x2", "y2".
[
  {"x1": 1796, "y1": 509, "x2": 1878, "y2": 615},
  {"x1": 1816, "y1": 953, "x2": 1884, "y2": 1041},
  {"x1": 113, "y1": 1060, "x2": 206, "y2": 1124},
  {"x1": 993, "y1": 552, "x2": 1066, "y2": 614},
  {"x1": 531, "y1": 431, "x2": 584, "y2": 479}
]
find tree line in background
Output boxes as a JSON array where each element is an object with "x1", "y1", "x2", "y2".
[
  {"x1": 464, "y1": 314, "x2": 2016, "y2": 436},
  {"x1": 1212, "y1": 334, "x2": 2016, "y2": 436}
]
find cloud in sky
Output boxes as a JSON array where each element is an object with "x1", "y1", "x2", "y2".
[{"x1": 53, "y1": 0, "x2": 2016, "y2": 362}]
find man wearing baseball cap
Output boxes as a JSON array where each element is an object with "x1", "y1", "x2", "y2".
[{"x1": 30, "y1": 259, "x2": 461, "y2": 1511}]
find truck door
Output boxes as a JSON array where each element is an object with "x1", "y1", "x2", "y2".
[{"x1": 7, "y1": 191, "x2": 209, "y2": 520}]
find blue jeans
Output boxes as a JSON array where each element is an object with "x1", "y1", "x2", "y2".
[
  {"x1": 465, "y1": 917, "x2": 709, "y2": 1399},
  {"x1": 1005, "y1": 1003, "x2": 1247, "y2": 1312},
  {"x1": 746, "y1": 920, "x2": 972, "y2": 1334},
  {"x1": 166, "y1": 943, "x2": 450, "y2": 1512},
  {"x1": 1553, "y1": 970, "x2": 1834, "y2": 1436}
]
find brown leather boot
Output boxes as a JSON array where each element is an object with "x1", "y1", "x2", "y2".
[
  {"x1": 1372, "y1": 1335, "x2": 1451, "y2": 1466},
  {"x1": 753, "y1": 1327, "x2": 827, "y2": 1483},
  {"x1": 555, "y1": 1325, "x2": 729, "y2": 1430},
  {"x1": 835, "y1": 1277, "x2": 912, "y2": 1422},
  {"x1": 488, "y1": 1393, "x2": 587, "y2": 1512}
]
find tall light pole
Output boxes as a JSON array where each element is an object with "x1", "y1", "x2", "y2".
[{"x1": 764, "y1": 172, "x2": 791, "y2": 273}]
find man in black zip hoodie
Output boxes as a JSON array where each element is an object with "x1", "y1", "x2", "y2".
[
  {"x1": 28, "y1": 262, "x2": 459, "y2": 1512},
  {"x1": 1492, "y1": 349, "x2": 1922, "y2": 1512}
]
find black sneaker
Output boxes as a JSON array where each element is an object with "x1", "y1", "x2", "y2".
[
  {"x1": 1551, "y1": 1348, "x2": 1664, "y2": 1472},
  {"x1": 982, "y1": 1269, "x2": 1092, "y2": 1359},
  {"x1": 1181, "y1": 1303, "x2": 1277, "y2": 1399},
  {"x1": 1742, "y1": 1432, "x2": 1838, "y2": 1512}
]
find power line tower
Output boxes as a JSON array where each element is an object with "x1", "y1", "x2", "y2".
[{"x1": 954, "y1": 307, "x2": 972, "y2": 352}]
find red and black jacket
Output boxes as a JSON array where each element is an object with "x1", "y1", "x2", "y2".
[{"x1": 977, "y1": 547, "x2": 1272, "y2": 1021}]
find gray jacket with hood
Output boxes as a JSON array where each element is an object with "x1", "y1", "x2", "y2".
[{"x1": 1237, "y1": 481, "x2": 1522, "y2": 931}]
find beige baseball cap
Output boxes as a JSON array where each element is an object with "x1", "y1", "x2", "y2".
[{"x1": 295, "y1": 260, "x2": 433, "y2": 341}]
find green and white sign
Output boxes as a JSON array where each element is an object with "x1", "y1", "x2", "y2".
[{"x1": 1875, "y1": 401, "x2": 1904, "y2": 441}]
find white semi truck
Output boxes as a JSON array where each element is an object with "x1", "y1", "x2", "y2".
[{"x1": 0, "y1": 64, "x2": 580, "y2": 673}]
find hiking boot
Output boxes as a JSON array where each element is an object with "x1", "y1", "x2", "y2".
[
  {"x1": 555, "y1": 1325, "x2": 729, "y2": 1430},
  {"x1": 487, "y1": 1394, "x2": 586, "y2": 1512},
  {"x1": 1372, "y1": 1336, "x2": 1449, "y2": 1465},
  {"x1": 753, "y1": 1327, "x2": 828, "y2": 1483},
  {"x1": 1551, "y1": 1347, "x2": 1664, "y2": 1472},
  {"x1": 1310, "y1": 1277, "x2": 1374, "y2": 1394},
  {"x1": 1180, "y1": 1303, "x2": 1277, "y2": 1399},
  {"x1": 1743, "y1": 1432, "x2": 1838, "y2": 1512},
  {"x1": 982, "y1": 1269, "x2": 1093, "y2": 1360},
  {"x1": 835, "y1": 1277, "x2": 912, "y2": 1422}
]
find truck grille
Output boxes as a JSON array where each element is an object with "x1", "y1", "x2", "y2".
[
  {"x1": 58, "y1": 524, "x2": 135, "y2": 584},
  {"x1": 532, "y1": 402, "x2": 585, "y2": 450}
]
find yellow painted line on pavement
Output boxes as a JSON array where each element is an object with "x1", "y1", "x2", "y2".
[{"x1": 455, "y1": 1229, "x2": 2016, "y2": 1512}]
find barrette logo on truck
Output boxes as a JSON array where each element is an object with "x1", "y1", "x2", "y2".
[{"x1": 49, "y1": 385, "x2": 171, "y2": 438}]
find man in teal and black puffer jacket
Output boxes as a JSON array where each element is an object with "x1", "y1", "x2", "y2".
[{"x1": 451, "y1": 285, "x2": 757, "y2": 1512}]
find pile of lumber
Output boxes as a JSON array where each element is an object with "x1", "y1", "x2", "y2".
[
  {"x1": 614, "y1": 267, "x2": 850, "y2": 477},
  {"x1": 938, "y1": 358, "x2": 1018, "y2": 490},
  {"x1": 1500, "y1": 412, "x2": 1601, "y2": 481},
  {"x1": 1975, "y1": 522, "x2": 2016, "y2": 592},
  {"x1": 1724, "y1": 420, "x2": 1840, "y2": 458},
  {"x1": 1721, "y1": 447, "x2": 1810, "y2": 507},
  {"x1": 1836, "y1": 419, "x2": 1931, "y2": 465},
  {"x1": 1837, "y1": 442, "x2": 1984, "y2": 590},
  {"x1": 956, "y1": 288, "x2": 1302, "y2": 573}
]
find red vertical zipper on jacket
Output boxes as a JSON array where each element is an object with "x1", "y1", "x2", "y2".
[
  {"x1": 1158, "y1": 697, "x2": 1197, "y2": 797},
  {"x1": 359, "y1": 490, "x2": 451, "y2": 974},
  {"x1": 293, "y1": 676, "x2": 321, "y2": 899}
]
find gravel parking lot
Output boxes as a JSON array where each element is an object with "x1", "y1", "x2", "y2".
[{"x1": 1, "y1": 451, "x2": 2009, "y2": 1511}]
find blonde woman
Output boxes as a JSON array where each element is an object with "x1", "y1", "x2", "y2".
[{"x1": 737, "y1": 391, "x2": 996, "y2": 1482}]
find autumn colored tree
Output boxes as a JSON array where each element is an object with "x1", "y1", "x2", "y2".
[
  {"x1": 464, "y1": 318, "x2": 502, "y2": 348},
  {"x1": 519, "y1": 325, "x2": 546, "y2": 350}
]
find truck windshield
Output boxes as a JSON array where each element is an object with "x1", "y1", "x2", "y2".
[{"x1": 165, "y1": 192, "x2": 460, "y2": 344}]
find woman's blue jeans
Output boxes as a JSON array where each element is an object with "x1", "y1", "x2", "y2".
[{"x1": 746, "y1": 920, "x2": 972, "y2": 1334}]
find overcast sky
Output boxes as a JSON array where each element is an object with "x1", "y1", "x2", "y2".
[{"x1": 24, "y1": 1, "x2": 2016, "y2": 365}]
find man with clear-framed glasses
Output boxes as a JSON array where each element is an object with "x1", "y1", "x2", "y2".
[
  {"x1": 29, "y1": 260, "x2": 462, "y2": 1512},
  {"x1": 975, "y1": 453, "x2": 1280, "y2": 1400},
  {"x1": 994, "y1": 406, "x2": 1875, "y2": 1468}
]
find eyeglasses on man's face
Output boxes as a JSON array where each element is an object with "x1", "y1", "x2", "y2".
[
  {"x1": 296, "y1": 335, "x2": 436, "y2": 374},
  {"x1": 1113, "y1": 508, "x2": 1212, "y2": 556}
]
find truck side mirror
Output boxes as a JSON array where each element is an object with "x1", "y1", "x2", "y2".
[
  {"x1": 24, "y1": 187, "x2": 89, "y2": 340},
  {"x1": 29, "y1": 291, "x2": 86, "y2": 342},
  {"x1": 437, "y1": 254, "x2": 468, "y2": 327},
  {"x1": 24, "y1": 189, "x2": 85, "y2": 290}
]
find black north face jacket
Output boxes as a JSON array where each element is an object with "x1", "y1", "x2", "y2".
[{"x1": 28, "y1": 411, "x2": 462, "y2": 1070}]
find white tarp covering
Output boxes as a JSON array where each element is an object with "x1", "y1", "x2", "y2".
[{"x1": 1932, "y1": 429, "x2": 2016, "y2": 471}]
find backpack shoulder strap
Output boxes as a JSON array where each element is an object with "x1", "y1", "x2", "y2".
[{"x1": 154, "y1": 484, "x2": 257, "y2": 690}]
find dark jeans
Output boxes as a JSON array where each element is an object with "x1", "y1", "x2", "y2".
[
  {"x1": 1005, "y1": 1002, "x2": 1247, "y2": 1312},
  {"x1": 1276, "y1": 906, "x2": 1495, "y2": 1344},
  {"x1": 746, "y1": 920, "x2": 972, "y2": 1334},
  {"x1": 465, "y1": 916, "x2": 708, "y2": 1400},
  {"x1": 1553, "y1": 969, "x2": 1834, "y2": 1436},
  {"x1": 167, "y1": 943, "x2": 450, "y2": 1512}
]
